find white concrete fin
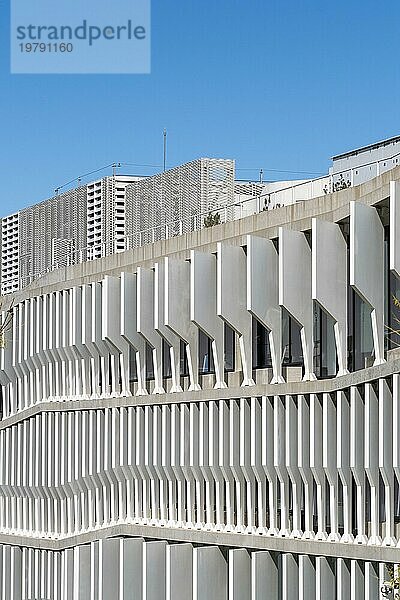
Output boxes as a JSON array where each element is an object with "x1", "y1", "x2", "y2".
[
  {"x1": 246, "y1": 234, "x2": 283, "y2": 383},
  {"x1": 217, "y1": 242, "x2": 254, "y2": 387},
  {"x1": 279, "y1": 227, "x2": 315, "y2": 381},
  {"x1": 312, "y1": 218, "x2": 348, "y2": 376},
  {"x1": 164, "y1": 256, "x2": 200, "y2": 391},
  {"x1": 350, "y1": 201, "x2": 385, "y2": 365},
  {"x1": 191, "y1": 250, "x2": 226, "y2": 389}
]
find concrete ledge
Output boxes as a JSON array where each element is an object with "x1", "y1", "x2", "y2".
[
  {"x1": 1, "y1": 523, "x2": 400, "y2": 563},
  {"x1": 1, "y1": 356, "x2": 399, "y2": 430}
]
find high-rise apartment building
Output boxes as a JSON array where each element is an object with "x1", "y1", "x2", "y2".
[
  {"x1": 0, "y1": 139, "x2": 400, "y2": 597},
  {"x1": 0, "y1": 212, "x2": 20, "y2": 294},
  {"x1": 0, "y1": 176, "x2": 139, "y2": 294},
  {"x1": 0, "y1": 161, "x2": 239, "y2": 294}
]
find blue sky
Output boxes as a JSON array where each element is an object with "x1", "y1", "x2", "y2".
[{"x1": 1, "y1": 0, "x2": 400, "y2": 216}]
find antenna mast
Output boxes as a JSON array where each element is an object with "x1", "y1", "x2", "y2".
[{"x1": 163, "y1": 129, "x2": 167, "y2": 172}]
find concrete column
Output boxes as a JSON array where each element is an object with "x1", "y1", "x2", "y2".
[
  {"x1": 261, "y1": 396, "x2": 279, "y2": 535},
  {"x1": 350, "y1": 560, "x2": 364, "y2": 600},
  {"x1": 310, "y1": 393, "x2": 327, "y2": 540},
  {"x1": 323, "y1": 392, "x2": 340, "y2": 540},
  {"x1": 364, "y1": 561, "x2": 379, "y2": 600},
  {"x1": 62, "y1": 548, "x2": 74, "y2": 600},
  {"x1": 337, "y1": 558, "x2": 351, "y2": 600},
  {"x1": 299, "y1": 554, "x2": 315, "y2": 600},
  {"x1": 274, "y1": 395, "x2": 290, "y2": 536},
  {"x1": 122, "y1": 538, "x2": 144, "y2": 600},
  {"x1": 229, "y1": 548, "x2": 251, "y2": 600},
  {"x1": 143, "y1": 541, "x2": 167, "y2": 600},
  {"x1": 73, "y1": 544, "x2": 91, "y2": 600},
  {"x1": 298, "y1": 394, "x2": 314, "y2": 539},
  {"x1": 101, "y1": 538, "x2": 120, "y2": 600},
  {"x1": 316, "y1": 556, "x2": 334, "y2": 600},
  {"x1": 194, "y1": 546, "x2": 227, "y2": 600},
  {"x1": 364, "y1": 383, "x2": 381, "y2": 544},
  {"x1": 285, "y1": 394, "x2": 302, "y2": 537},
  {"x1": 337, "y1": 391, "x2": 353, "y2": 542},
  {"x1": 251, "y1": 551, "x2": 278, "y2": 600},
  {"x1": 350, "y1": 386, "x2": 367, "y2": 543},
  {"x1": 282, "y1": 553, "x2": 299, "y2": 600},
  {"x1": 379, "y1": 379, "x2": 396, "y2": 545},
  {"x1": 166, "y1": 543, "x2": 193, "y2": 600}
]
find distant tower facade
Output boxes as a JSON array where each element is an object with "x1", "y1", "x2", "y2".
[{"x1": 125, "y1": 158, "x2": 235, "y2": 247}]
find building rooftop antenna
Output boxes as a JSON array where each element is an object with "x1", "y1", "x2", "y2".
[{"x1": 163, "y1": 129, "x2": 167, "y2": 172}]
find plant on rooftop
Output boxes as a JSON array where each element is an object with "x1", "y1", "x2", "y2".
[{"x1": 203, "y1": 212, "x2": 221, "y2": 228}]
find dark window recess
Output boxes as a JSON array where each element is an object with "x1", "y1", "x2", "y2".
[
  {"x1": 347, "y1": 288, "x2": 374, "y2": 372},
  {"x1": 180, "y1": 339, "x2": 189, "y2": 377},
  {"x1": 224, "y1": 323, "x2": 235, "y2": 372},
  {"x1": 129, "y1": 344, "x2": 138, "y2": 382},
  {"x1": 145, "y1": 342, "x2": 155, "y2": 381},
  {"x1": 162, "y1": 339, "x2": 172, "y2": 379},
  {"x1": 313, "y1": 304, "x2": 337, "y2": 379},
  {"x1": 281, "y1": 308, "x2": 303, "y2": 367},
  {"x1": 199, "y1": 330, "x2": 215, "y2": 374},
  {"x1": 385, "y1": 225, "x2": 400, "y2": 352},
  {"x1": 388, "y1": 271, "x2": 400, "y2": 351},
  {"x1": 252, "y1": 317, "x2": 272, "y2": 369}
]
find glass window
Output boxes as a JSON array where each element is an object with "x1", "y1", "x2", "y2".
[
  {"x1": 252, "y1": 317, "x2": 272, "y2": 369},
  {"x1": 313, "y1": 304, "x2": 337, "y2": 378},
  {"x1": 199, "y1": 330, "x2": 215, "y2": 374},
  {"x1": 162, "y1": 338, "x2": 172, "y2": 379},
  {"x1": 282, "y1": 308, "x2": 303, "y2": 366},
  {"x1": 180, "y1": 339, "x2": 189, "y2": 376},
  {"x1": 145, "y1": 342, "x2": 154, "y2": 381},
  {"x1": 129, "y1": 344, "x2": 138, "y2": 382},
  {"x1": 224, "y1": 323, "x2": 235, "y2": 372},
  {"x1": 348, "y1": 289, "x2": 374, "y2": 371}
]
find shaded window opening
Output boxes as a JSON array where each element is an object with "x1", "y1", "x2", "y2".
[
  {"x1": 313, "y1": 303, "x2": 337, "y2": 379},
  {"x1": 198, "y1": 330, "x2": 215, "y2": 375},
  {"x1": 224, "y1": 323, "x2": 235, "y2": 372},
  {"x1": 145, "y1": 342, "x2": 154, "y2": 381},
  {"x1": 162, "y1": 338, "x2": 172, "y2": 379},
  {"x1": 180, "y1": 339, "x2": 189, "y2": 377},
  {"x1": 347, "y1": 288, "x2": 374, "y2": 372},
  {"x1": 252, "y1": 317, "x2": 272, "y2": 369},
  {"x1": 129, "y1": 344, "x2": 138, "y2": 383},
  {"x1": 281, "y1": 308, "x2": 303, "y2": 368}
]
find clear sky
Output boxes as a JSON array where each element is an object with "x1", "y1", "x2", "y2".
[{"x1": 1, "y1": 0, "x2": 400, "y2": 216}]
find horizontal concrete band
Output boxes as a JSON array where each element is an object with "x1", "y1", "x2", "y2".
[
  {"x1": 0, "y1": 523, "x2": 399, "y2": 563},
  {"x1": 1, "y1": 354, "x2": 398, "y2": 431}
]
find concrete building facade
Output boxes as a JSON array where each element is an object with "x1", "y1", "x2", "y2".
[
  {"x1": 330, "y1": 134, "x2": 400, "y2": 187},
  {"x1": 0, "y1": 158, "x2": 400, "y2": 597}
]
